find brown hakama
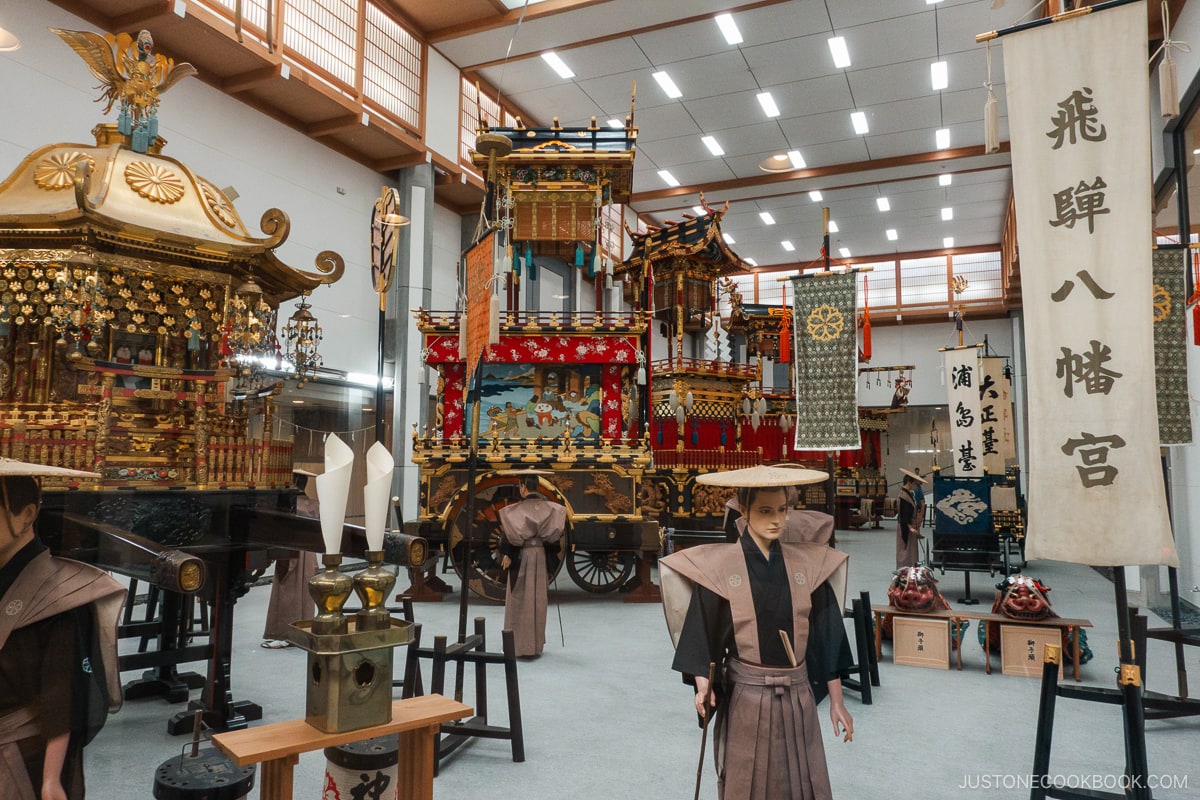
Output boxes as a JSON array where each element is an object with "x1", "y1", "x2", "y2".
[{"x1": 498, "y1": 496, "x2": 567, "y2": 657}]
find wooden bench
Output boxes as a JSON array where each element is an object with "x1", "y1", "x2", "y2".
[
  {"x1": 871, "y1": 605, "x2": 1092, "y2": 681},
  {"x1": 212, "y1": 695, "x2": 471, "y2": 800}
]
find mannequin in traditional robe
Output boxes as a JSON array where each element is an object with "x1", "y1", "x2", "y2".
[
  {"x1": 662, "y1": 484, "x2": 854, "y2": 800},
  {"x1": 0, "y1": 474, "x2": 124, "y2": 800},
  {"x1": 723, "y1": 493, "x2": 833, "y2": 545},
  {"x1": 498, "y1": 475, "x2": 567, "y2": 657},
  {"x1": 895, "y1": 470, "x2": 924, "y2": 568}
]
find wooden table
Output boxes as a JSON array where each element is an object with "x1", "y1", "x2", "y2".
[
  {"x1": 212, "y1": 695, "x2": 471, "y2": 800},
  {"x1": 872, "y1": 605, "x2": 1092, "y2": 681}
]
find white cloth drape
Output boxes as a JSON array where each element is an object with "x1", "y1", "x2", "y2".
[{"x1": 1003, "y1": 0, "x2": 1177, "y2": 566}]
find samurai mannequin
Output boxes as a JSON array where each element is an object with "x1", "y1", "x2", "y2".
[
  {"x1": 497, "y1": 473, "x2": 567, "y2": 658},
  {"x1": 661, "y1": 466, "x2": 854, "y2": 800},
  {"x1": 722, "y1": 493, "x2": 834, "y2": 546},
  {"x1": 895, "y1": 468, "x2": 926, "y2": 568},
  {"x1": 0, "y1": 463, "x2": 124, "y2": 800}
]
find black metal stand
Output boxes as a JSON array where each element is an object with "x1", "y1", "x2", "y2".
[
  {"x1": 1027, "y1": 569, "x2": 1153, "y2": 800},
  {"x1": 401, "y1": 617, "x2": 524, "y2": 770},
  {"x1": 839, "y1": 591, "x2": 879, "y2": 704},
  {"x1": 957, "y1": 570, "x2": 980, "y2": 605}
]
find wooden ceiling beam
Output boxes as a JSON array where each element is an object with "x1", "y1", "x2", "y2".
[
  {"x1": 374, "y1": 153, "x2": 431, "y2": 173},
  {"x1": 222, "y1": 66, "x2": 284, "y2": 95},
  {"x1": 307, "y1": 115, "x2": 364, "y2": 138},
  {"x1": 631, "y1": 144, "x2": 1012, "y2": 206}
]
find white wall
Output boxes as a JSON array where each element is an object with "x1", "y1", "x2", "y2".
[{"x1": 857, "y1": 316, "x2": 1015, "y2": 408}]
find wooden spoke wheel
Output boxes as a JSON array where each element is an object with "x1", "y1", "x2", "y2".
[
  {"x1": 566, "y1": 549, "x2": 634, "y2": 593},
  {"x1": 447, "y1": 480, "x2": 565, "y2": 603}
]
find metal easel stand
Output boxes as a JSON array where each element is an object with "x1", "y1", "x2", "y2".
[{"x1": 1028, "y1": 570, "x2": 1152, "y2": 800}]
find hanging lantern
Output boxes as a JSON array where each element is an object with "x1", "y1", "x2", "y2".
[
  {"x1": 282, "y1": 292, "x2": 323, "y2": 387},
  {"x1": 223, "y1": 276, "x2": 278, "y2": 391}
]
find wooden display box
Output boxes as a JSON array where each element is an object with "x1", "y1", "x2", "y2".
[
  {"x1": 892, "y1": 616, "x2": 950, "y2": 670},
  {"x1": 1000, "y1": 624, "x2": 1064, "y2": 679}
]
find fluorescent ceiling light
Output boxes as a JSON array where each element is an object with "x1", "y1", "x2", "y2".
[
  {"x1": 715, "y1": 13, "x2": 743, "y2": 45},
  {"x1": 701, "y1": 135, "x2": 725, "y2": 156},
  {"x1": 851, "y1": 111, "x2": 869, "y2": 135},
  {"x1": 541, "y1": 51, "x2": 575, "y2": 79},
  {"x1": 757, "y1": 92, "x2": 780, "y2": 118},
  {"x1": 653, "y1": 71, "x2": 683, "y2": 99},
  {"x1": 941, "y1": 207, "x2": 953, "y2": 221},
  {"x1": 658, "y1": 170, "x2": 680, "y2": 187},
  {"x1": 607, "y1": 118, "x2": 624, "y2": 128},
  {"x1": 746, "y1": 258, "x2": 758, "y2": 267},
  {"x1": 723, "y1": 233, "x2": 735, "y2": 244},
  {"x1": 886, "y1": 229, "x2": 898, "y2": 241},
  {"x1": 876, "y1": 197, "x2": 890, "y2": 212},
  {"x1": 839, "y1": 247, "x2": 851, "y2": 258},
  {"x1": 935, "y1": 128, "x2": 951, "y2": 149},
  {"x1": 781, "y1": 240, "x2": 795, "y2": 252},
  {"x1": 926, "y1": 0, "x2": 944, "y2": 4},
  {"x1": 939, "y1": 173, "x2": 952, "y2": 186},
  {"x1": 787, "y1": 150, "x2": 805, "y2": 169},
  {"x1": 759, "y1": 211, "x2": 776, "y2": 225},
  {"x1": 931, "y1": 61, "x2": 948, "y2": 91},
  {"x1": 943, "y1": 236, "x2": 955, "y2": 248},
  {"x1": 828, "y1": 36, "x2": 851, "y2": 69},
  {"x1": 808, "y1": 190, "x2": 823, "y2": 202},
  {"x1": 692, "y1": 206, "x2": 706, "y2": 216},
  {"x1": 828, "y1": 220, "x2": 839, "y2": 232}
]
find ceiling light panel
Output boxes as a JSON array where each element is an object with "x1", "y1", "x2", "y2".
[
  {"x1": 876, "y1": 197, "x2": 890, "y2": 212},
  {"x1": 808, "y1": 191, "x2": 823, "y2": 202},
  {"x1": 851, "y1": 111, "x2": 869, "y2": 135},
  {"x1": 943, "y1": 237, "x2": 955, "y2": 248},
  {"x1": 746, "y1": 258, "x2": 758, "y2": 267},
  {"x1": 759, "y1": 211, "x2": 776, "y2": 225},
  {"x1": 715, "y1": 13, "x2": 743, "y2": 45},
  {"x1": 828, "y1": 220, "x2": 839, "y2": 232},
  {"x1": 787, "y1": 150, "x2": 805, "y2": 169},
  {"x1": 839, "y1": 247, "x2": 851, "y2": 258},
  {"x1": 653, "y1": 71, "x2": 683, "y2": 99},
  {"x1": 828, "y1": 37, "x2": 851, "y2": 69},
  {"x1": 692, "y1": 206, "x2": 706, "y2": 216},
  {"x1": 939, "y1": 174, "x2": 952, "y2": 186},
  {"x1": 607, "y1": 118, "x2": 624, "y2": 129},
  {"x1": 658, "y1": 170, "x2": 680, "y2": 187},
  {"x1": 723, "y1": 233, "x2": 735, "y2": 244},
  {"x1": 541, "y1": 52, "x2": 575, "y2": 79},
  {"x1": 701, "y1": 135, "x2": 725, "y2": 156},
  {"x1": 941, "y1": 207, "x2": 953, "y2": 221},
  {"x1": 757, "y1": 92, "x2": 780, "y2": 118},
  {"x1": 886, "y1": 229, "x2": 898, "y2": 241},
  {"x1": 781, "y1": 240, "x2": 795, "y2": 252},
  {"x1": 936, "y1": 128, "x2": 951, "y2": 149},
  {"x1": 930, "y1": 61, "x2": 948, "y2": 91}
]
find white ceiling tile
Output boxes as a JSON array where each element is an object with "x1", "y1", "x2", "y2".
[
  {"x1": 838, "y1": 13, "x2": 939, "y2": 71},
  {"x1": 769, "y1": 74, "x2": 856, "y2": 119},
  {"x1": 507, "y1": 83, "x2": 604, "y2": 123},
  {"x1": 652, "y1": 50, "x2": 763, "y2": 101},
  {"x1": 829, "y1": 0, "x2": 931, "y2": 29},
  {"x1": 846, "y1": 58, "x2": 931, "y2": 108},
  {"x1": 629, "y1": 101, "x2": 702, "y2": 139}
]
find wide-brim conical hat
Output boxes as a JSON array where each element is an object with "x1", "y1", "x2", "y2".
[
  {"x1": 695, "y1": 464, "x2": 828, "y2": 488},
  {"x1": 900, "y1": 468, "x2": 927, "y2": 484},
  {"x1": 0, "y1": 457, "x2": 99, "y2": 478}
]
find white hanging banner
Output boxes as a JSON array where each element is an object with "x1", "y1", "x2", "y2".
[
  {"x1": 1003, "y1": 0, "x2": 1177, "y2": 566},
  {"x1": 980, "y1": 356, "x2": 1016, "y2": 475},
  {"x1": 943, "y1": 346, "x2": 984, "y2": 477}
]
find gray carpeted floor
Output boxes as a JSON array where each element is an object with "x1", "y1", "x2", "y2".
[{"x1": 86, "y1": 528, "x2": 1199, "y2": 799}]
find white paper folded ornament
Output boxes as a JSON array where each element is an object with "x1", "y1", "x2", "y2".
[
  {"x1": 363, "y1": 441, "x2": 394, "y2": 552},
  {"x1": 316, "y1": 434, "x2": 354, "y2": 555}
]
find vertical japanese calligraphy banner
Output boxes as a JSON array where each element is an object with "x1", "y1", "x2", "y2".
[
  {"x1": 1003, "y1": 1, "x2": 1177, "y2": 566},
  {"x1": 1152, "y1": 247, "x2": 1193, "y2": 445},
  {"x1": 980, "y1": 356, "x2": 1017, "y2": 474},
  {"x1": 791, "y1": 273, "x2": 860, "y2": 450},
  {"x1": 462, "y1": 230, "x2": 496, "y2": 384},
  {"x1": 943, "y1": 346, "x2": 984, "y2": 476}
]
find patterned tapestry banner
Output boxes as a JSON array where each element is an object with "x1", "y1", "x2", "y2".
[
  {"x1": 791, "y1": 272, "x2": 860, "y2": 450},
  {"x1": 1003, "y1": 1, "x2": 1176, "y2": 566},
  {"x1": 943, "y1": 346, "x2": 984, "y2": 477},
  {"x1": 980, "y1": 356, "x2": 1016, "y2": 475},
  {"x1": 1152, "y1": 246, "x2": 1193, "y2": 445}
]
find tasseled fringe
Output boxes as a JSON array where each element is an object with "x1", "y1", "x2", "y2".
[
  {"x1": 458, "y1": 303, "x2": 468, "y2": 360},
  {"x1": 1160, "y1": 46, "x2": 1180, "y2": 119},
  {"x1": 488, "y1": 292, "x2": 500, "y2": 345},
  {"x1": 983, "y1": 41, "x2": 1000, "y2": 154}
]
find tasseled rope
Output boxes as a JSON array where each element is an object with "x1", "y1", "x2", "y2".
[
  {"x1": 1152, "y1": 0, "x2": 1190, "y2": 119},
  {"x1": 983, "y1": 40, "x2": 1000, "y2": 154}
]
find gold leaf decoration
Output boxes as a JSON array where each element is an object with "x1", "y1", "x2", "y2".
[
  {"x1": 124, "y1": 161, "x2": 185, "y2": 204},
  {"x1": 33, "y1": 152, "x2": 96, "y2": 191},
  {"x1": 200, "y1": 181, "x2": 238, "y2": 228}
]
